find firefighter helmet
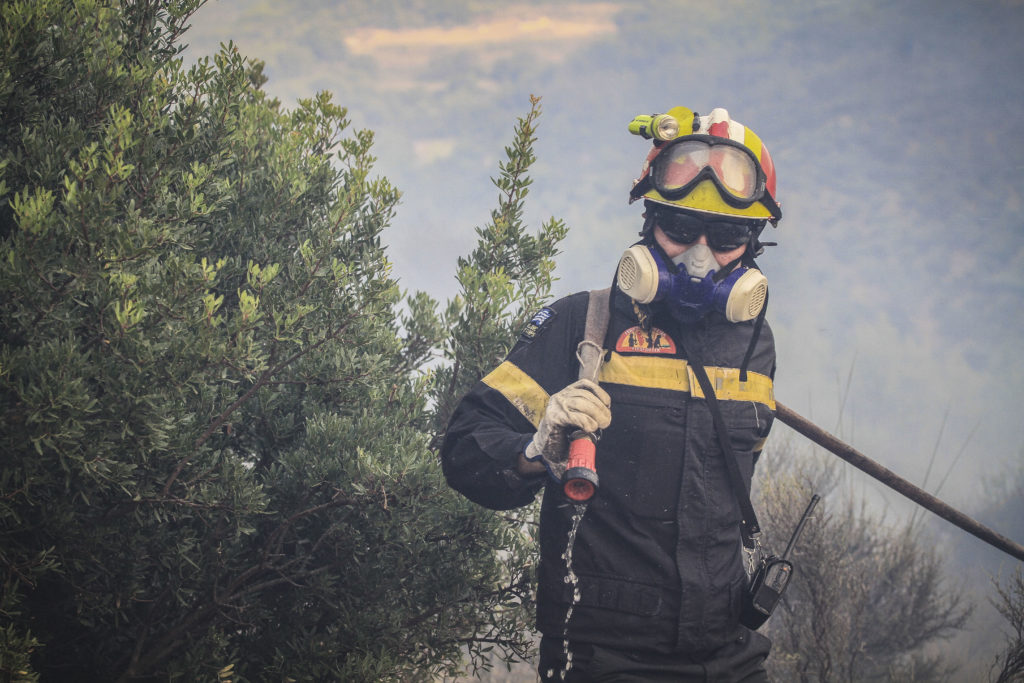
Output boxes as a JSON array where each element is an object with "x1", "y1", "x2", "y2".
[{"x1": 629, "y1": 106, "x2": 781, "y2": 225}]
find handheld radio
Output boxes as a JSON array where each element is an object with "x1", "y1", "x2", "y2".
[{"x1": 741, "y1": 494, "x2": 820, "y2": 629}]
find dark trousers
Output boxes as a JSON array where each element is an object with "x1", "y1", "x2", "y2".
[{"x1": 538, "y1": 629, "x2": 771, "y2": 682}]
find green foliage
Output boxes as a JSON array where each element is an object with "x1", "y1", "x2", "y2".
[
  {"x1": 0, "y1": 1, "x2": 562, "y2": 680},
  {"x1": 422, "y1": 94, "x2": 566, "y2": 677},
  {"x1": 432, "y1": 94, "x2": 567, "y2": 442}
]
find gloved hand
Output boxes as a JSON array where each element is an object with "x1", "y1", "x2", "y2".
[{"x1": 524, "y1": 379, "x2": 611, "y2": 481}]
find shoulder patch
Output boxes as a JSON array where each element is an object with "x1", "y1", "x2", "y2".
[
  {"x1": 519, "y1": 307, "x2": 557, "y2": 343},
  {"x1": 616, "y1": 325, "x2": 677, "y2": 354}
]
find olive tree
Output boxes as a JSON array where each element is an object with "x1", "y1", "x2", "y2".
[{"x1": 0, "y1": 1, "x2": 561, "y2": 679}]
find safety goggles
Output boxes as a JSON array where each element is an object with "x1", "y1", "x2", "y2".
[
  {"x1": 651, "y1": 205, "x2": 754, "y2": 252},
  {"x1": 649, "y1": 135, "x2": 770, "y2": 209}
]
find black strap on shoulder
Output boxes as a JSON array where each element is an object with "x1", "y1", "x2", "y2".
[{"x1": 677, "y1": 339, "x2": 761, "y2": 547}]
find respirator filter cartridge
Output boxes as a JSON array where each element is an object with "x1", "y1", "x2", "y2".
[
  {"x1": 723, "y1": 269, "x2": 768, "y2": 322},
  {"x1": 616, "y1": 245, "x2": 664, "y2": 304}
]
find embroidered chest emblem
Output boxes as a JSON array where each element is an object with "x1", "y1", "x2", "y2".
[{"x1": 615, "y1": 326, "x2": 677, "y2": 354}]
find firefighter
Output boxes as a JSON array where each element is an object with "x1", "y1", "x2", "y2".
[{"x1": 442, "y1": 106, "x2": 781, "y2": 681}]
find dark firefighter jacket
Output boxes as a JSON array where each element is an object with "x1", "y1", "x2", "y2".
[{"x1": 441, "y1": 287, "x2": 776, "y2": 654}]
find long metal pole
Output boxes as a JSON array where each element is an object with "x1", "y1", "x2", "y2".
[{"x1": 775, "y1": 401, "x2": 1024, "y2": 563}]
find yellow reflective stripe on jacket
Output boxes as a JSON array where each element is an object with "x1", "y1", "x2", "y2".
[
  {"x1": 481, "y1": 361, "x2": 549, "y2": 428},
  {"x1": 686, "y1": 364, "x2": 775, "y2": 409},
  {"x1": 599, "y1": 352, "x2": 775, "y2": 409},
  {"x1": 598, "y1": 353, "x2": 691, "y2": 393},
  {"x1": 483, "y1": 353, "x2": 775, "y2": 425}
]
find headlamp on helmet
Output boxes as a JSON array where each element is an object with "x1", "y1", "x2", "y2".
[{"x1": 628, "y1": 113, "x2": 680, "y2": 141}]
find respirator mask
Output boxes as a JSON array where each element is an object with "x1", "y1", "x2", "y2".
[{"x1": 617, "y1": 242, "x2": 768, "y2": 323}]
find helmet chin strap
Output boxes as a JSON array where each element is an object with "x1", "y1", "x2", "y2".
[{"x1": 639, "y1": 210, "x2": 658, "y2": 240}]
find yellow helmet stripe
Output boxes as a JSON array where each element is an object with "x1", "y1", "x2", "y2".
[
  {"x1": 646, "y1": 185, "x2": 774, "y2": 220},
  {"x1": 743, "y1": 127, "x2": 764, "y2": 164}
]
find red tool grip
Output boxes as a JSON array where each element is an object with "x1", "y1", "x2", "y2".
[{"x1": 563, "y1": 432, "x2": 599, "y2": 502}]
